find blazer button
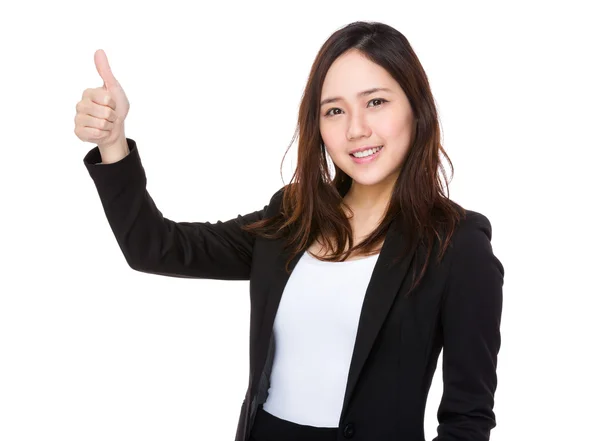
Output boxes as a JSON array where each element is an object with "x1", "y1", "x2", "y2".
[{"x1": 343, "y1": 423, "x2": 355, "y2": 438}]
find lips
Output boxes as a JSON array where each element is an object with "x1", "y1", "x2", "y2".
[
  {"x1": 349, "y1": 145, "x2": 383, "y2": 163},
  {"x1": 349, "y1": 145, "x2": 383, "y2": 157},
  {"x1": 349, "y1": 145, "x2": 382, "y2": 155}
]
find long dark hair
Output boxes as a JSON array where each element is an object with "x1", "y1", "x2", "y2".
[{"x1": 241, "y1": 21, "x2": 466, "y2": 296}]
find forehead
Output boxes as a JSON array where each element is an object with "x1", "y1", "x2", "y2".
[{"x1": 322, "y1": 50, "x2": 396, "y2": 94}]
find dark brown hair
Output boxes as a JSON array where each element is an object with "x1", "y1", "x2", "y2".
[{"x1": 241, "y1": 21, "x2": 466, "y2": 296}]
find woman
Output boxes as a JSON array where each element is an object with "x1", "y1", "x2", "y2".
[{"x1": 75, "y1": 21, "x2": 504, "y2": 441}]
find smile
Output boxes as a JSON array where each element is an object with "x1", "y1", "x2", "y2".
[{"x1": 350, "y1": 145, "x2": 383, "y2": 163}]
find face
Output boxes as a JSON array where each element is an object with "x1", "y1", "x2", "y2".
[{"x1": 319, "y1": 49, "x2": 415, "y2": 195}]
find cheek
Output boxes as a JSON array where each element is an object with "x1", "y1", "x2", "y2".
[
  {"x1": 376, "y1": 115, "x2": 411, "y2": 140},
  {"x1": 326, "y1": 146, "x2": 349, "y2": 161},
  {"x1": 320, "y1": 124, "x2": 338, "y2": 145},
  {"x1": 320, "y1": 128, "x2": 346, "y2": 156}
]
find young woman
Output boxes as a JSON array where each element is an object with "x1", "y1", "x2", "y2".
[{"x1": 75, "y1": 21, "x2": 504, "y2": 441}]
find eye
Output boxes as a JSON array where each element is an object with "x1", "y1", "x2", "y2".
[
  {"x1": 367, "y1": 98, "x2": 388, "y2": 108},
  {"x1": 324, "y1": 98, "x2": 388, "y2": 117}
]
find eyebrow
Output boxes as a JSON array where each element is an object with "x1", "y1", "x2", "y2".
[{"x1": 320, "y1": 87, "x2": 393, "y2": 107}]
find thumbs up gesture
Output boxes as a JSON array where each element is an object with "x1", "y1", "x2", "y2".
[{"x1": 74, "y1": 49, "x2": 130, "y2": 155}]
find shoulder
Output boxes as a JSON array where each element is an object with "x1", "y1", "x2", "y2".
[
  {"x1": 445, "y1": 202, "x2": 504, "y2": 286},
  {"x1": 445, "y1": 199, "x2": 494, "y2": 247},
  {"x1": 457, "y1": 209, "x2": 493, "y2": 244},
  {"x1": 268, "y1": 185, "x2": 287, "y2": 205},
  {"x1": 265, "y1": 184, "x2": 296, "y2": 215}
]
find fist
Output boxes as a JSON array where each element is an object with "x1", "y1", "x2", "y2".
[{"x1": 74, "y1": 49, "x2": 130, "y2": 148}]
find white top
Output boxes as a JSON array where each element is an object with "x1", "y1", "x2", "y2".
[{"x1": 261, "y1": 249, "x2": 380, "y2": 427}]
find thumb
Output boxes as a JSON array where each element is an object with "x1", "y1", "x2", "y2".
[{"x1": 94, "y1": 49, "x2": 120, "y2": 90}]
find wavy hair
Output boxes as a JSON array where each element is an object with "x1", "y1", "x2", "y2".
[{"x1": 241, "y1": 21, "x2": 466, "y2": 296}]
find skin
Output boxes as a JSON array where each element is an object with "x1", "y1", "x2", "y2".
[{"x1": 310, "y1": 49, "x2": 415, "y2": 259}]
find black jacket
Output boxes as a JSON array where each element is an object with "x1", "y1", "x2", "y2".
[{"x1": 83, "y1": 138, "x2": 504, "y2": 441}]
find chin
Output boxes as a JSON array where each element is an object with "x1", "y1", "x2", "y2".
[{"x1": 346, "y1": 175, "x2": 387, "y2": 187}]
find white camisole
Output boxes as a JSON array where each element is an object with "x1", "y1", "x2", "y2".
[{"x1": 261, "y1": 249, "x2": 380, "y2": 427}]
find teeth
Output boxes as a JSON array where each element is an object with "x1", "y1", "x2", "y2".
[{"x1": 351, "y1": 146, "x2": 382, "y2": 158}]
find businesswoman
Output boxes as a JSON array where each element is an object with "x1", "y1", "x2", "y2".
[{"x1": 75, "y1": 21, "x2": 504, "y2": 441}]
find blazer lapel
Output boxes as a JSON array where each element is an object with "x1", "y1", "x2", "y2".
[
  {"x1": 338, "y1": 218, "x2": 417, "y2": 420},
  {"x1": 253, "y1": 217, "x2": 418, "y2": 422}
]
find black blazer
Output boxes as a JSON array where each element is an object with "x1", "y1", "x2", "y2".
[{"x1": 84, "y1": 138, "x2": 504, "y2": 441}]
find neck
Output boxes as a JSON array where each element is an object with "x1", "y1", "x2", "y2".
[{"x1": 342, "y1": 176, "x2": 396, "y2": 224}]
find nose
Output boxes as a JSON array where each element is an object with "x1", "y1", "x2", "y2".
[{"x1": 346, "y1": 111, "x2": 371, "y2": 141}]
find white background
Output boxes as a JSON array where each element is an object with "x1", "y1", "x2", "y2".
[{"x1": 1, "y1": 1, "x2": 598, "y2": 440}]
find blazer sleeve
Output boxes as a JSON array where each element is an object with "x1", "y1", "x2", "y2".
[
  {"x1": 83, "y1": 138, "x2": 282, "y2": 280},
  {"x1": 433, "y1": 212, "x2": 504, "y2": 441}
]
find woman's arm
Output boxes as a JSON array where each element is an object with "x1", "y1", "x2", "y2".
[
  {"x1": 433, "y1": 212, "x2": 504, "y2": 441},
  {"x1": 83, "y1": 138, "x2": 280, "y2": 280}
]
